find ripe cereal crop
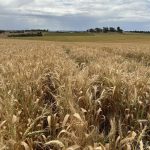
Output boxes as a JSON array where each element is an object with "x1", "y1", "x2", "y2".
[{"x1": 0, "y1": 39, "x2": 150, "y2": 149}]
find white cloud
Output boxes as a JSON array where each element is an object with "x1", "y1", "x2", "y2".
[{"x1": 0, "y1": 0, "x2": 150, "y2": 30}]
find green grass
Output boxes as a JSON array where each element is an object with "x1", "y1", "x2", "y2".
[
  {"x1": 10, "y1": 32, "x2": 150, "y2": 43},
  {"x1": 44, "y1": 32, "x2": 94, "y2": 36}
]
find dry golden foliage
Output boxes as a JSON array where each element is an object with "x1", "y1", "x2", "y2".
[{"x1": 0, "y1": 39, "x2": 150, "y2": 149}]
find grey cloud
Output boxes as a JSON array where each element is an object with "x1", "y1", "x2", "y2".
[{"x1": 0, "y1": 0, "x2": 150, "y2": 30}]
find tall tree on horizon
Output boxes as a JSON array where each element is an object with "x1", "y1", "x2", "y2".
[{"x1": 117, "y1": 26, "x2": 123, "y2": 33}]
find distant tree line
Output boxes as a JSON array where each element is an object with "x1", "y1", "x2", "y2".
[
  {"x1": 9, "y1": 29, "x2": 48, "y2": 34},
  {"x1": 0, "y1": 29, "x2": 48, "y2": 34},
  {"x1": 8, "y1": 32, "x2": 43, "y2": 37},
  {"x1": 128, "y1": 31, "x2": 150, "y2": 34},
  {"x1": 87, "y1": 27, "x2": 123, "y2": 33},
  {"x1": 0, "y1": 29, "x2": 48, "y2": 37},
  {"x1": 0, "y1": 30, "x2": 5, "y2": 34}
]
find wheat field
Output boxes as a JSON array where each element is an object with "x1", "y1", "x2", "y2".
[{"x1": 0, "y1": 39, "x2": 150, "y2": 150}]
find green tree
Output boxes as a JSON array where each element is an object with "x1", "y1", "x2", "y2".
[
  {"x1": 95, "y1": 28, "x2": 102, "y2": 33},
  {"x1": 117, "y1": 27, "x2": 123, "y2": 33},
  {"x1": 103, "y1": 27, "x2": 109, "y2": 33}
]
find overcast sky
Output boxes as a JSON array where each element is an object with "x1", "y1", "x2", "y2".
[{"x1": 0, "y1": 0, "x2": 150, "y2": 31}]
